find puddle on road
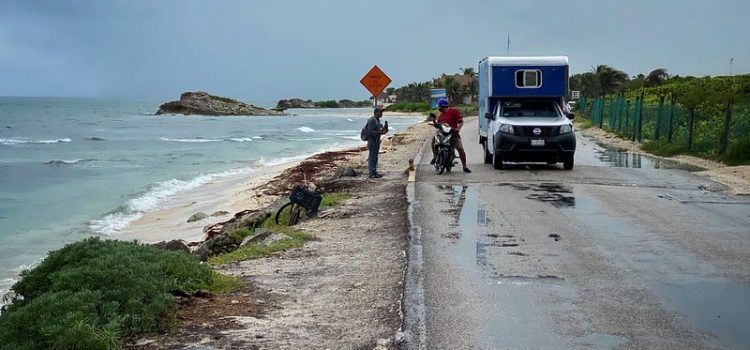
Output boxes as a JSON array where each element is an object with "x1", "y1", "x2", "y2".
[
  {"x1": 499, "y1": 182, "x2": 577, "y2": 208},
  {"x1": 658, "y1": 282, "x2": 750, "y2": 349},
  {"x1": 592, "y1": 143, "x2": 705, "y2": 172}
]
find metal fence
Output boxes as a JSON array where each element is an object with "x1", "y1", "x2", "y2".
[{"x1": 577, "y1": 94, "x2": 749, "y2": 158}]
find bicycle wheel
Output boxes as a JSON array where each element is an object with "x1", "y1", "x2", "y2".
[{"x1": 275, "y1": 202, "x2": 305, "y2": 226}]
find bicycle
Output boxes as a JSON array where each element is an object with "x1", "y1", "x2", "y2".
[{"x1": 274, "y1": 184, "x2": 323, "y2": 226}]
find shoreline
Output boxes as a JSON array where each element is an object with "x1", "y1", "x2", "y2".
[{"x1": 117, "y1": 114, "x2": 423, "y2": 244}]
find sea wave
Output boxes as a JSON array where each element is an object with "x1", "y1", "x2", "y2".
[
  {"x1": 44, "y1": 158, "x2": 96, "y2": 165},
  {"x1": 227, "y1": 137, "x2": 255, "y2": 142},
  {"x1": 296, "y1": 127, "x2": 316, "y2": 133},
  {"x1": 255, "y1": 154, "x2": 312, "y2": 167},
  {"x1": 160, "y1": 137, "x2": 223, "y2": 143},
  {"x1": 88, "y1": 168, "x2": 253, "y2": 235},
  {"x1": 0, "y1": 138, "x2": 72, "y2": 145}
]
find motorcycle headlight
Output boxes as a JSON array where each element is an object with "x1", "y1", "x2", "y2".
[
  {"x1": 499, "y1": 124, "x2": 515, "y2": 134},
  {"x1": 440, "y1": 124, "x2": 452, "y2": 133},
  {"x1": 559, "y1": 124, "x2": 573, "y2": 134}
]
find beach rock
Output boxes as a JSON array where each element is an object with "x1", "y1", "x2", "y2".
[
  {"x1": 335, "y1": 166, "x2": 359, "y2": 177},
  {"x1": 156, "y1": 91, "x2": 284, "y2": 116},
  {"x1": 187, "y1": 212, "x2": 209, "y2": 223},
  {"x1": 276, "y1": 98, "x2": 316, "y2": 109},
  {"x1": 240, "y1": 228, "x2": 273, "y2": 247},
  {"x1": 211, "y1": 210, "x2": 231, "y2": 217},
  {"x1": 195, "y1": 234, "x2": 238, "y2": 261},
  {"x1": 153, "y1": 239, "x2": 191, "y2": 254}
]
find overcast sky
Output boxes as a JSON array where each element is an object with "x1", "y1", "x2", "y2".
[{"x1": 0, "y1": 0, "x2": 748, "y2": 101}]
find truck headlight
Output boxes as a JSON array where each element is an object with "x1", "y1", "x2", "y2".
[
  {"x1": 559, "y1": 124, "x2": 572, "y2": 134},
  {"x1": 499, "y1": 124, "x2": 515, "y2": 134}
]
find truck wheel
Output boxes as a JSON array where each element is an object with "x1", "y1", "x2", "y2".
[
  {"x1": 563, "y1": 155, "x2": 574, "y2": 170},
  {"x1": 483, "y1": 140, "x2": 492, "y2": 164},
  {"x1": 492, "y1": 152, "x2": 503, "y2": 170}
]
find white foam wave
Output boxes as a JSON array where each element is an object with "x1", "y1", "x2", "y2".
[
  {"x1": 290, "y1": 137, "x2": 332, "y2": 141},
  {"x1": 0, "y1": 138, "x2": 72, "y2": 145},
  {"x1": 296, "y1": 127, "x2": 316, "y2": 133},
  {"x1": 340, "y1": 136, "x2": 362, "y2": 141},
  {"x1": 44, "y1": 158, "x2": 95, "y2": 165},
  {"x1": 160, "y1": 137, "x2": 223, "y2": 143},
  {"x1": 89, "y1": 168, "x2": 253, "y2": 235},
  {"x1": 228, "y1": 137, "x2": 254, "y2": 142},
  {"x1": 255, "y1": 154, "x2": 311, "y2": 167},
  {"x1": 346, "y1": 118, "x2": 354, "y2": 122},
  {"x1": 252, "y1": 136, "x2": 263, "y2": 139}
]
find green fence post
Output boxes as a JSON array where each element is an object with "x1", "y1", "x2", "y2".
[
  {"x1": 579, "y1": 96, "x2": 587, "y2": 119},
  {"x1": 668, "y1": 93, "x2": 676, "y2": 143},
  {"x1": 624, "y1": 100, "x2": 631, "y2": 137},
  {"x1": 608, "y1": 96, "x2": 616, "y2": 130},
  {"x1": 655, "y1": 95, "x2": 665, "y2": 140},
  {"x1": 618, "y1": 94, "x2": 625, "y2": 133},
  {"x1": 687, "y1": 107, "x2": 695, "y2": 151},
  {"x1": 635, "y1": 91, "x2": 644, "y2": 142},
  {"x1": 598, "y1": 97, "x2": 605, "y2": 129},
  {"x1": 719, "y1": 98, "x2": 735, "y2": 157}
]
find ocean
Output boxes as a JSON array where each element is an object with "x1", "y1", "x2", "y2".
[{"x1": 0, "y1": 97, "x2": 421, "y2": 300}]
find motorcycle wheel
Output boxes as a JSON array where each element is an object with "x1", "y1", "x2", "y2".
[{"x1": 435, "y1": 151, "x2": 446, "y2": 174}]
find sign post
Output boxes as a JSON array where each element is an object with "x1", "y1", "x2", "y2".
[{"x1": 360, "y1": 65, "x2": 392, "y2": 106}]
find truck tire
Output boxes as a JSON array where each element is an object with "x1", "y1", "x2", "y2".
[
  {"x1": 492, "y1": 152, "x2": 504, "y2": 170},
  {"x1": 483, "y1": 140, "x2": 492, "y2": 164},
  {"x1": 563, "y1": 155, "x2": 574, "y2": 170}
]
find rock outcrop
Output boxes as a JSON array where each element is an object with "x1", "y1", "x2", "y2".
[
  {"x1": 156, "y1": 91, "x2": 284, "y2": 116},
  {"x1": 275, "y1": 98, "x2": 316, "y2": 109}
]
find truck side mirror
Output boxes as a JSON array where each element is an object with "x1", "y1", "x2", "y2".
[
  {"x1": 566, "y1": 112, "x2": 575, "y2": 120},
  {"x1": 484, "y1": 112, "x2": 493, "y2": 120}
]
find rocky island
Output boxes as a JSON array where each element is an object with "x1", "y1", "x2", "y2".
[{"x1": 156, "y1": 91, "x2": 284, "y2": 116}]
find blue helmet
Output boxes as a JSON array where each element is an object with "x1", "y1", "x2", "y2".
[{"x1": 437, "y1": 98, "x2": 449, "y2": 107}]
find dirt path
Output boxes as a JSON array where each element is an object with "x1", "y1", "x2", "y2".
[{"x1": 136, "y1": 119, "x2": 434, "y2": 349}]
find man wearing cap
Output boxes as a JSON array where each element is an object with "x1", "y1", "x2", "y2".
[
  {"x1": 431, "y1": 98, "x2": 471, "y2": 173},
  {"x1": 365, "y1": 105, "x2": 389, "y2": 178}
]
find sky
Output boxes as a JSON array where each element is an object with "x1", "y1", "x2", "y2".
[{"x1": 0, "y1": 0, "x2": 748, "y2": 101}]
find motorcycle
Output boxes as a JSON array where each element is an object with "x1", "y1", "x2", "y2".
[{"x1": 432, "y1": 122, "x2": 456, "y2": 174}]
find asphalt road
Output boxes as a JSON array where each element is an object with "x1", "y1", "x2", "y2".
[{"x1": 403, "y1": 118, "x2": 750, "y2": 350}]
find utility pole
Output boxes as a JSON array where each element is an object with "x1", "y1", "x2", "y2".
[
  {"x1": 730, "y1": 57, "x2": 734, "y2": 77},
  {"x1": 507, "y1": 32, "x2": 511, "y2": 56}
]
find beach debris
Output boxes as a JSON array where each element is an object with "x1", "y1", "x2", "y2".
[
  {"x1": 334, "y1": 166, "x2": 359, "y2": 177},
  {"x1": 187, "y1": 212, "x2": 209, "y2": 223},
  {"x1": 153, "y1": 239, "x2": 191, "y2": 254}
]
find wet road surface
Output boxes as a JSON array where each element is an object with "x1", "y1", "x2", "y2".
[{"x1": 403, "y1": 119, "x2": 750, "y2": 349}]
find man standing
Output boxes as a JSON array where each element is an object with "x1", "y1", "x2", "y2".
[
  {"x1": 365, "y1": 105, "x2": 389, "y2": 178},
  {"x1": 431, "y1": 98, "x2": 471, "y2": 173}
]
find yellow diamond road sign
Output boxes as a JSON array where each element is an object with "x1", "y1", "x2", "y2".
[{"x1": 360, "y1": 65, "x2": 392, "y2": 97}]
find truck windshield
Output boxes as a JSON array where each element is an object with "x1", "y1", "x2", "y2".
[{"x1": 500, "y1": 101, "x2": 559, "y2": 118}]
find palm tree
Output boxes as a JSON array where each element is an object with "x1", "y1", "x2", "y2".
[
  {"x1": 592, "y1": 65, "x2": 628, "y2": 96},
  {"x1": 644, "y1": 68, "x2": 669, "y2": 87},
  {"x1": 461, "y1": 67, "x2": 476, "y2": 77}
]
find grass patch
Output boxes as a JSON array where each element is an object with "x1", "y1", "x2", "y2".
[
  {"x1": 228, "y1": 228, "x2": 254, "y2": 244},
  {"x1": 0, "y1": 238, "x2": 224, "y2": 349},
  {"x1": 207, "y1": 273, "x2": 243, "y2": 294},
  {"x1": 386, "y1": 102, "x2": 430, "y2": 113},
  {"x1": 209, "y1": 94, "x2": 238, "y2": 104},
  {"x1": 321, "y1": 192, "x2": 352, "y2": 207},
  {"x1": 642, "y1": 139, "x2": 689, "y2": 157},
  {"x1": 577, "y1": 119, "x2": 593, "y2": 129},
  {"x1": 208, "y1": 223, "x2": 314, "y2": 266}
]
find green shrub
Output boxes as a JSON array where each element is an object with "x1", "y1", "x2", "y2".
[
  {"x1": 723, "y1": 136, "x2": 750, "y2": 165},
  {"x1": 0, "y1": 238, "x2": 227, "y2": 349}
]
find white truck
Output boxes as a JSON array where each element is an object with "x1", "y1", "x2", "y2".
[{"x1": 478, "y1": 56, "x2": 576, "y2": 170}]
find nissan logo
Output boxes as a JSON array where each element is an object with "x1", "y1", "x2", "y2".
[{"x1": 533, "y1": 128, "x2": 542, "y2": 135}]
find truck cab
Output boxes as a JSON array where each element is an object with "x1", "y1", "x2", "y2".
[{"x1": 478, "y1": 56, "x2": 576, "y2": 170}]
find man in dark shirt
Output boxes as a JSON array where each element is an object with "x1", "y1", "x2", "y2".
[
  {"x1": 431, "y1": 98, "x2": 471, "y2": 173},
  {"x1": 365, "y1": 105, "x2": 389, "y2": 178}
]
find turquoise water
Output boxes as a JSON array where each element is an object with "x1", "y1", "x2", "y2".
[{"x1": 0, "y1": 97, "x2": 420, "y2": 298}]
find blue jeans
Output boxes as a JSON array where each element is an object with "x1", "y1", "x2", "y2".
[{"x1": 367, "y1": 137, "x2": 380, "y2": 176}]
